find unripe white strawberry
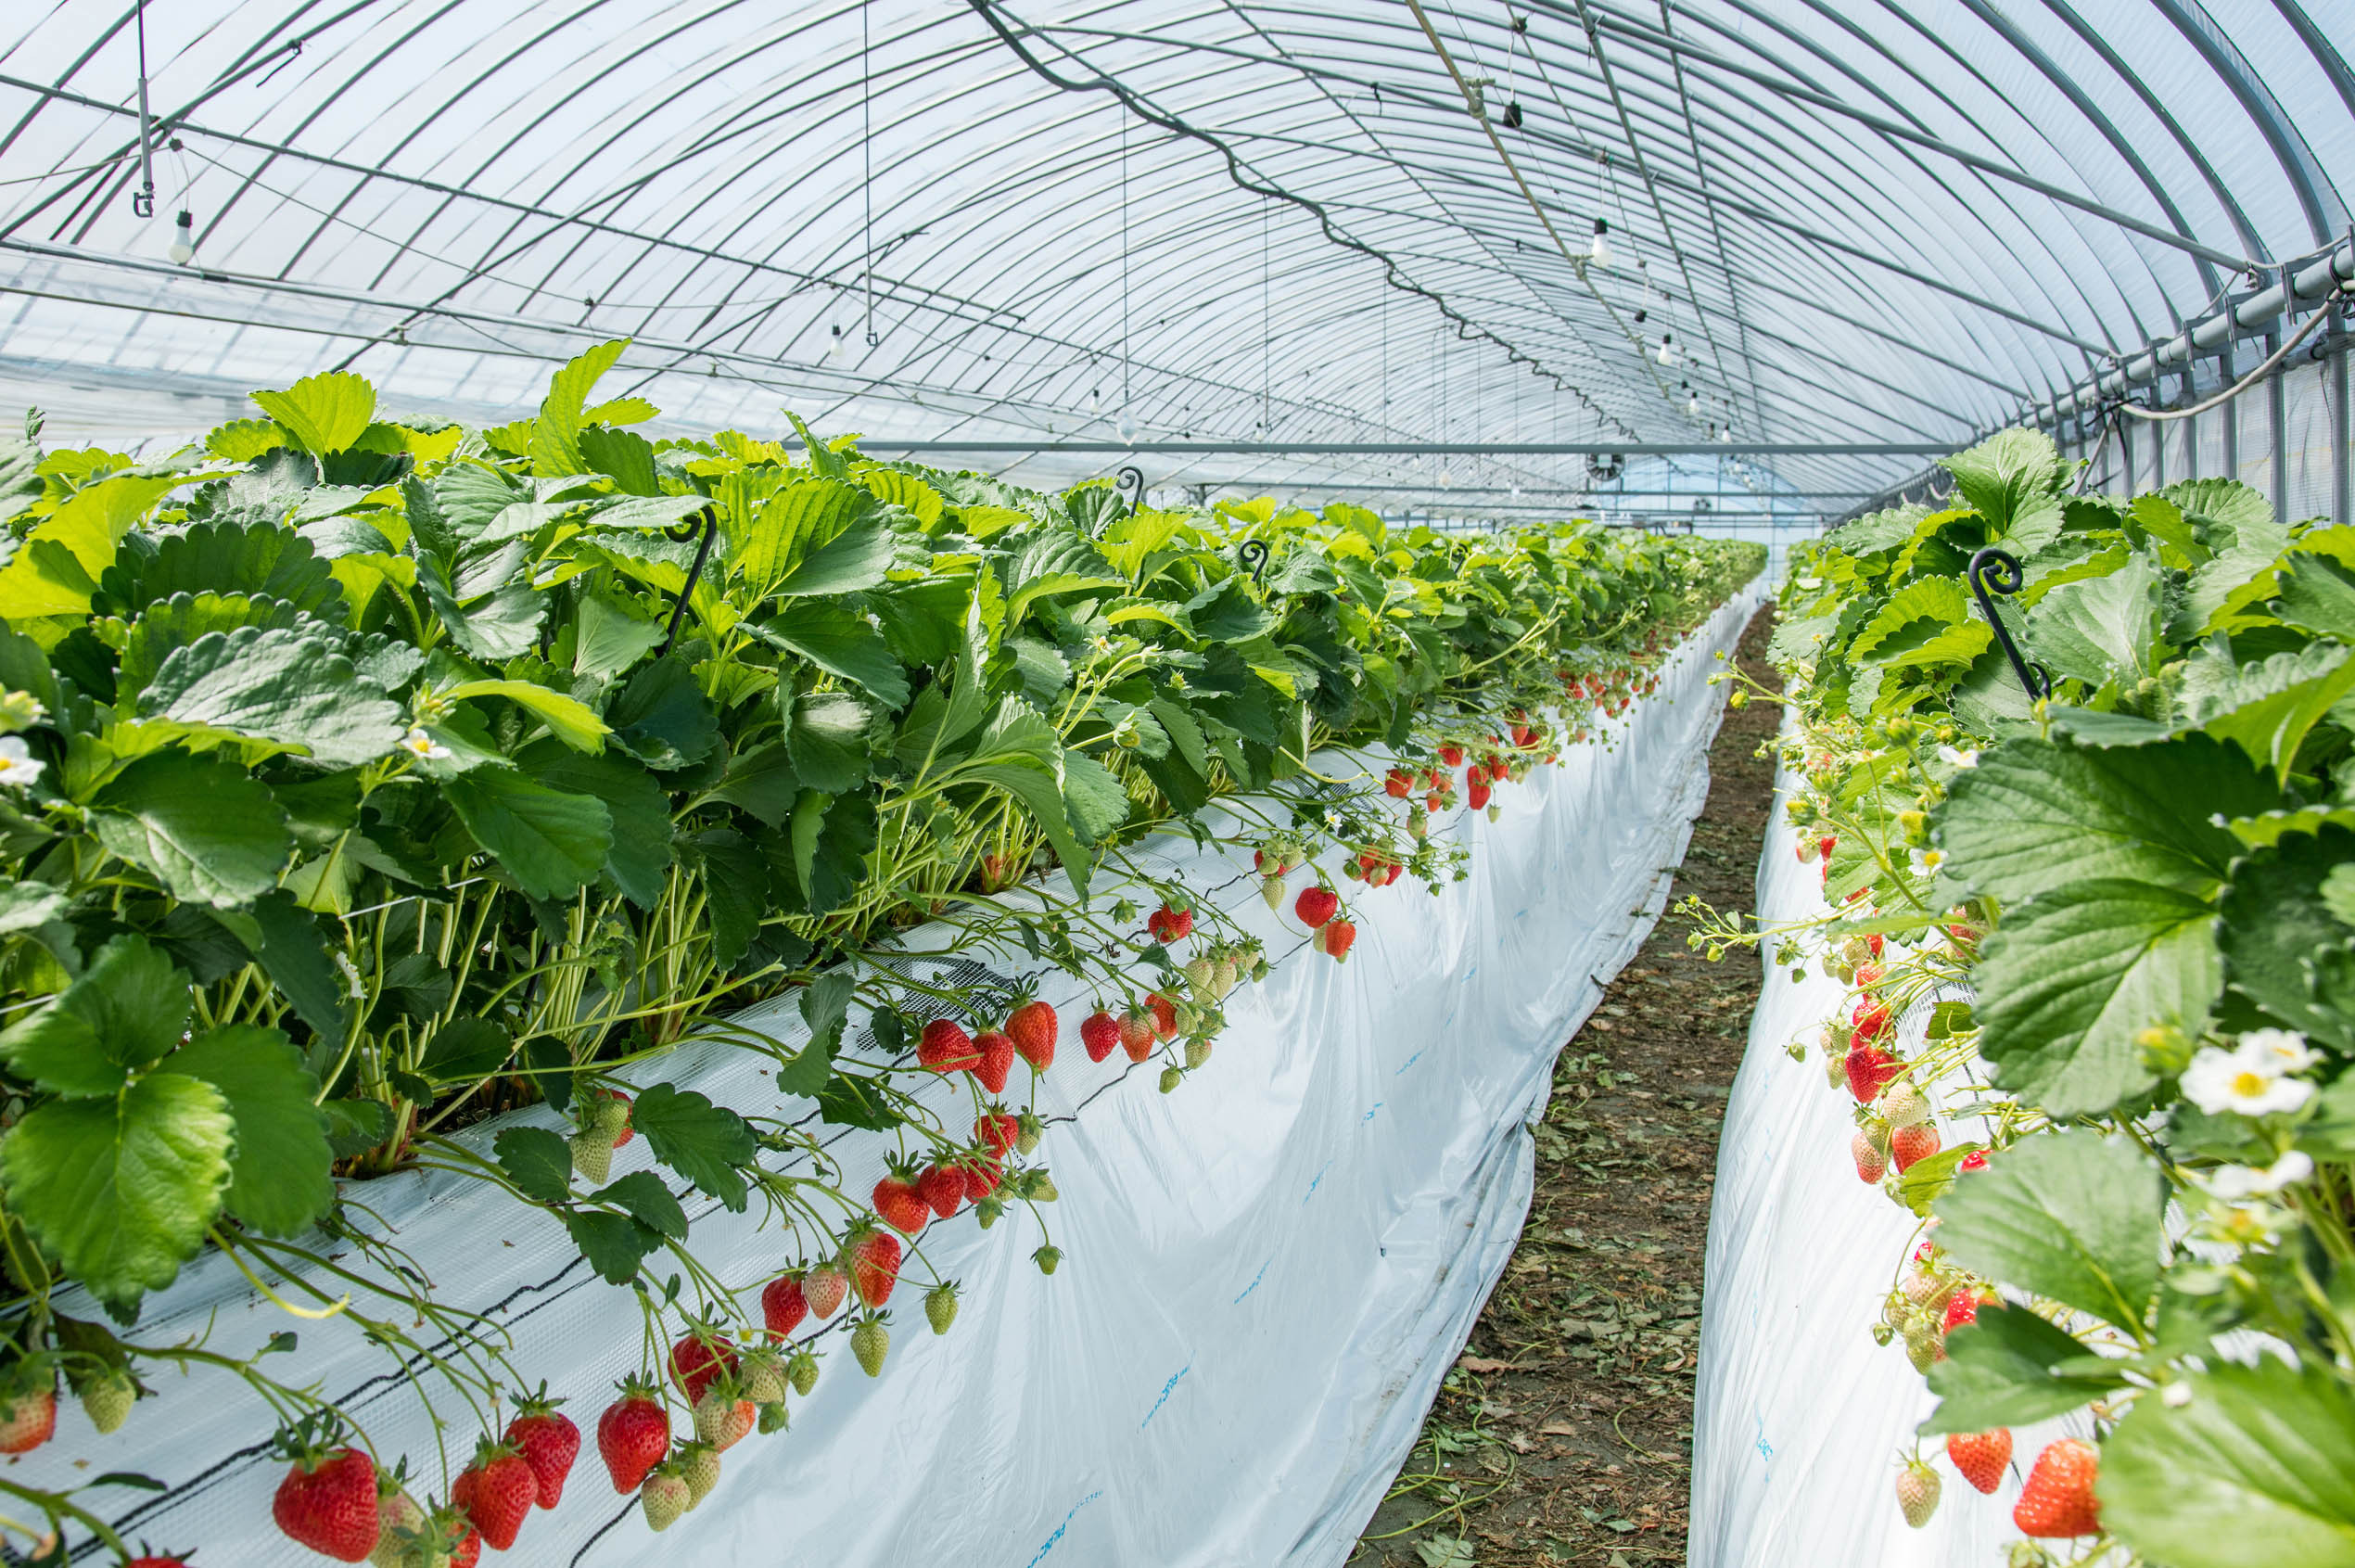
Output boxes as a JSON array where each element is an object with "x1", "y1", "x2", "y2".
[
  {"x1": 1878, "y1": 1079, "x2": 1930, "y2": 1128},
  {"x1": 1896, "y1": 1458, "x2": 1941, "y2": 1527}
]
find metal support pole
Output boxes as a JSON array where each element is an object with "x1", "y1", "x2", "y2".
[
  {"x1": 2334, "y1": 312, "x2": 2350, "y2": 527},
  {"x1": 2269, "y1": 326, "x2": 2289, "y2": 519}
]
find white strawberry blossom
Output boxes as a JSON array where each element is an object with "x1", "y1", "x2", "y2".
[
  {"x1": 2207, "y1": 1149, "x2": 2315, "y2": 1201},
  {"x1": 1908, "y1": 846, "x2": 1945, "y2": 876},
  {"x1": 0, "y1": 736, "x2": 43, "y2": 787},
  {"x1": 2180, "y1": 1039, "x2": 2316, "y2": 1117},
  {"x1": 1935, "y1": 745, "x2": 1979, "y2": 769},
  {"x1": 400, "y1": 726, "x2": 453, "y2": 762},
  {"x1": 2236, "y1": 1027, "x2": 2319, "y2": 1076}
]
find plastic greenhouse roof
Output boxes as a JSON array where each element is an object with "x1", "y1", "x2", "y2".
[{"x1": 0, "y1": 0, "x2": 2349, "y2": 519}]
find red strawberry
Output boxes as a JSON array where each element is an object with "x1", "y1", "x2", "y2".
[
  {"x1": 917, "y1": 1018, "x2": 980, "y2": 1073},
  {"x1": 1891, "y1": 1123, "x2": 1941, "y2": 1172},
  {"x1": 1958, "y1": 1149, "x2": 1990, "y2": 1172},
  {"x1": 975, "y1": 1108, "x2": 1020, "y2": 1157},
  {"x1": 1465, "y1": 763, "x2": 1486, "y2": 787},
  {"x1": 873, "y1": 1160, "x2": 932, "y2": 1235},
  {"x1": 1818, "y1": 835, "x2": 1837, "y2": 860},
  {"x1": 1866, "y1": 934, "x2": 1884, "y2": 960},
  {"x1": 1844, "y1": 1044, "x2": 1902, "y2": 1103},
  {"x1": 973, "y1": 1030, "x2": 1014, "y2": 1093},
  {"x1": 847, "y1": 1225, "x2": 902, "y2": 1307},
  {"x1": 1006, "y1": 1001, "x2": 1058, "y2": 1071},
  {"x1": 917, "y1": 1161, "x2": 967, "y2": 1218},
  {"x1": 1947, "y1": 1427, "x2": 2013, "y2": 1495},
  {"x1": 1293, "y1": 886, "x2": 1340, "y2": 928},
  {"x1": 1852, "y1": 999, "x2": 1892, "y2": 1042},
  {"x1": 274, "y1": 1445, "x2": 381, "y2": 1561},
  {"x1": 1384, "y1": 769, "x2": 1412, "y2": 797},
  {"x1": 2014, "y1": 1437, "x2": 2100, "y2": 1538},
  {"x1": 1323, "y1": 919, "x2": 1357, "y2": 962},
  {"x1": 1146, "y1": 993, "x2": 1178, "y2": 1039},
  {"x1": 453, "y1": 1441, "x2": 536, "y2": 1552},
  {"x1": 596, "y1": 1379, "x2": 669, "y2": 1494},
  {"x1": 760, "y1": 1271, "x2": 808, "y2": 1339},
  {"x1": 1439, "y1": 744, "x2": 1464, "y2": 766},
  {"x1": 1468, "y1": 782, "x2": 1493, "y2": 809},
  {"x1": 963, "y1": 1154, "x2": 1003, "y2": 1203},
  {"x1": 1425, "y1": 792, "x2": 1444, "y2": 812},
  {"x1": 1942, "y1": 1288, "x2": 1990, "y2": 1333},
  {"x1": 503, "y1": 1396, "x2": 579, "y2": 1509},
  {"x1": 1080, "y1": 1010, "x2": 1120, "y2": 1063},
  {"x1": 1146, "y1": 905, "x2": 1193, "y2": 944},
  {"x1": 1119, "y1": 1010, "x2": 1156, "y2": 1061},
  {"x1": 434, "y1": 1509, "x2": 483, "y2": 1568},
  {"x1": 125, "y1": 1557, "x2": 196, "y2": 1568},
  {"x1": 0, "y1": 1384, "x2": 55, "y2": 1455},
  {"x1": 1854, "y1": 962, "x2": 1884, "y2": 988},
  {"x1": 1852, "y1": 1128, "x2": 1889, "y2": 1182},
  {"x1": 668, "y1": 1333, "x2": 738, "y2": 1405},
  {"x1": 803, "y1": 1262, "x2": 849, "y2": 1319}
]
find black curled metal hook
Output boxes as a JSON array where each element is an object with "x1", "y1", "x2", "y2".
[
  {"x1": 1114, "y1": 465, "x2": 1145, "y2": 510},
  {"x1": 1967, "y1": 546, "x2": 2053, "y2": 701},
  {"x1": 1237, "y1": 538, "x2": 1270, "y2": 590},
  {"x1": 656, "y1": 507, "x2": 720, "y2": 658}
]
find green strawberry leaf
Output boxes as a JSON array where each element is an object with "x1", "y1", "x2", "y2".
[
  {"x1": 89, "y1": 750, "x2": 296, "y2": 909},
  {"x1": 441, "y1": 767, "x2": 612, "y2": 901},
  {"x1": 1921, "y1": 1303, "x2": 2124, "y2": 1435},
  {"x1": 249, "y1": 372, "x2": 376, "y2": 456},
  {"x1": 0, "y1": 934, "x2": 190, "y2": 1095},
  {"x1": 563, "y1": 1210, "x2": 664, "y2": 1285},
  {"x1": 2, "y1": 1073, "x2": 232, "y2": 1309},
  {"x1": 1931, "y1": 1131, "x2": 2165, "y2": 1332},
  {"x1": 2101, "y1": 1359, "x2": 2355, "y2": 1568},
  {"x1": 138, "y1": 626, "x2": 407, "y2": 768},
  {"x1": 166, "y1": 1025, "x2": 333, "y2": 1238},
  {"x1": 494, "y1": 1126, "x2": 576, "y2": 1205},
  {"x1": 592, "y1": 1171, "x2": 688, "y2": 1241},
  {"x1": 629, "y1": 1083, "x2": 755, "y2": 1211}
]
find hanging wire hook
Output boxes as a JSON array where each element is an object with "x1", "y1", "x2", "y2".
[
  {"x1": 1967, "y1": 547, "x2": 2052, "y2": 701},
  {"x1": 1237, "y1": 538, "x2": 1271, "y2": 589},
  {"x1": 131, "y1": 0, "x2": 157, "y2": 218},
  {"x1": 1114, "y1": 465, "x2": 1144, "y2": 511},
  {"x1": 656, "y1": 508, "x2": 720, "y2": 657}
]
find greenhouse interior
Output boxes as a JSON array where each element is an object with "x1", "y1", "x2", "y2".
[{"x1": 0, "y1": 1, "x2": 2350, "y2": 1564}]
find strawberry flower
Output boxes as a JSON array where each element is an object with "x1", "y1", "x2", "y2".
[
  {"x1": 0, "y1": 736, "x2": 44, "y2": 788},
  {"x1": 1934, "y1": 745, "x2": 1979, "y2": 769},
  {"x1": 2235, "y1": 1027, "x2": 2319, "y2": 1076},
  {"x1": 2205, "y1": 1149, "x2": 2314, "y2": 1201},
  {"x1": 2181, "y1": 1040, "x2": 2315, "y2": 1117}
]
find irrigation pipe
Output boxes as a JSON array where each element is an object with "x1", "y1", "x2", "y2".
[{"x1": 2115, "y1": 279, "x2": 2352, "y2": 422}]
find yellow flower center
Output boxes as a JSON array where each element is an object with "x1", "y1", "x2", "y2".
[{"x1": 2230, "y1": 1070, "x2": 2270, "y2": 1098}]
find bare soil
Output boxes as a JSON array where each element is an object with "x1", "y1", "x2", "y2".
[{"x1": 1348, "y1": 606, "x2": 1782, "y2": 1568}]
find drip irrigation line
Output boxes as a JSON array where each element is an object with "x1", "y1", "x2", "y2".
[
  {"x1": 2114, "y1": 280, "x2": 2351, "y2": 421},
  {"x1": 962, "y1": 0, "x2": 1641, "y2": 440}
]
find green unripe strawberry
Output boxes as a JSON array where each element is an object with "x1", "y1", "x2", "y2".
[
  {"x1": 592, "y1": 1094, "x2": 630, "y2": 1142},
  {"x1": 975, "y1": 1195, "x2": 1005, "y2": 1229},
  {"x1": 641, "y1": 1465, "x2": 691, "y2": 1532},
  {"x1": 1033, "y1": 1245, "x2": 1063, "y2": 1276},
  {"x1": 756, "y1": 1399, "x2": 790, "y2": 1435},
  {"x1": 679, "y1": 1442, "x2": 721, "y2": 1506},
  {"x1": 1014, "y1": 1112, "x2": 1044, "y2": 1156},
  {"x1": 739, "y1": 1346, "x2": 786, "y2": 1404},
  {"x1": 79, "y1": 1369, "x2": 134, "y2": 1434},
  {"x1": 1185, "y1": 1039, "x2": 1212, "y2": 1069},
  {"x1": 925, "y1": 1282, "x2": 960, "y2": 1335},
  {"x1": 786, "y1": 1351, "x2": 819, "y2": 1397},
  {"x1": 1260, "y1": 874, "x2": 1286, "y2": 911},
  {"x1": 850, "y1": 1314, "x2": 890, "y2": 1377},
  {"x1": 1183, "y1": 956, "x2": 1216, "y2": 993},
  {"x1": 569, "y1": 1130, "x2": 612, "y2": 1186},
  {"x1": 1158, "y1": 1065, "x2": 1183, "y2": 1093}
]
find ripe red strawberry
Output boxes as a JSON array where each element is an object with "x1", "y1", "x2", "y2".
[
  {"x1": 1818, "y1": 835, "x2": 1838, "y2": 861},
  {"x1": 1146, "y1": 993, "x2": 1178, "y2": 1039},
  {"x1": 596, "y1": 1379, "x2": 669, "y2": 1494},
  {"x1": 963, "y1": 1154, "x2": 1003, "y2": 1203},
  {"x1": 1958, "y1": 1149, "x2": 1990, "y2": 1172},
  {"x1": 917, "y1": 1018, "x2": 980, "y2": 1073},
  {"x1": 1844, "y1": 1044, "x2": 1902, "y2": 1102},
  {"x1": 847, "y1": 1225, "x2": 902, "y2": 1307},
  {"x1": 2014, "y1": 1437, "x2": 2100, "y2": 1537},
  {"x1": 1852, "y1": 1128, "x2": 1890, "y2": 1182},
  {"x1": 0, "y1": 1384, "x2": 55, "y2": 1455},
  {"x1": 873, "y1": 1159, "x2": 932, "y2": 1234},
  {"x1": 1852, "y1": 999, "x2": 1892, "y2": 1042},
  {"x1": 1464, "y1": 763, "x2": 1485, "y2": 788},
  {"x1": 1294, "y1": 886, "x2": 1340, "y2": 928},
  {"x1": 452, "y1": 1441, "x2": 536, "y2": 1552},
  {"x1": 963, "y1": 1030, "x2": 1009, "y2": 1092},
  {"x1": 125, "y1": 1556, "x2": 197, "y2": 1568},
  {"x1": 1080, "y1": 1010, "x2": 1120, "y2": 1062},
  {"x1": 1866, "y1": 934, "x2": 1884, "y2": 960},
  {"x1": 1942, "y1": 1287, "x2": 1990, "y2": 1333},
  {"x1": 917, "y1": 1160, "x2": 967, "y2": 1218},
  {"x1": 503, "y1": 1396, "x2": 579, "y2": 1509},
  {"x1": 1146, "y1": 905, "x2": 1193, "y2": 944},
  {"x1": 804, "y1": 1262, "x2": 849, "y2": 1318},
  {"x1": 760, "y1": 1270, "x2": 808, "y2": 1339},
  {"x1": 1006, "y1": 1000, "x2": 1057, "y2": 1071},
  {"x1": 1323, "y1": 920, "x2": 1357, "y2": 962},
  {"x1": 273, "y1": 1445, "x2": 381, "y2": 1561},
  {"x1": 434, "y1": 1509, "x2": 483, "y2": 1568},
  {"x1": 1439, "y1": 744, "x2": 1464, "y2": 766},
  {"x1": 1891, "y1": 1123, "x2": 1941, "y2": 1172},
  {"x1": 668, "y1": 1333, "x2": 738, "y2": 1405},
  {"x1": 1947, "y1": 1427, "x2": 2013, "y2": 1495},
  {"x1": 1468, "y1": 781, "x2": 1493, "y2": 809},
  {"x1": 1384, "y1": 768, "x2": 1413, "y2": 797},
  {"x1": 1119, "y1": 1009, "x2": 1156, "y2": 1061},
  {"x1": 975, "y1": 1107, "x2": 1020, "y2": 1156}
]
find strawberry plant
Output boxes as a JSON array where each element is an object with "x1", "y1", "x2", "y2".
[
  {"x1": 0, "y1": 351, "x2": 1754, "y2": 1559},
  {"x1": 1695, "y1": 427, "x2": 2355, "y2": 1566}
]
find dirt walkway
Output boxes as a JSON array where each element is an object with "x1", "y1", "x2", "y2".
[{"x1": 1348, "y1": 606, "x2": 1781, "y2": 1568}]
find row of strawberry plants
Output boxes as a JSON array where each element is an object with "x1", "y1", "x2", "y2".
[
  {"x1": 0, "y1": 345, "x2": 1760, "y2": 1566},
  {"x1": 1696, "y1": 427, "x2": 2355, "y2": 1566}
]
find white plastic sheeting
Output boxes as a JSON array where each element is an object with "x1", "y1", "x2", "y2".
[
  {"x1": 1688, "y1": 742, "x2": 2090, "y2": 1567},
  {"x1": 14, "y1": 584, "x2": 1761, "y2": 1567}
]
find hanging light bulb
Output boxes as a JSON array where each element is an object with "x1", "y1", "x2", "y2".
[
  {"x1": 1089, "y1": 387, "x2": 1101, "y2": 414},
  {"x1": 1656, "y1": 333, "x2": 1679, "y2": 367},
  {"x1": 168, "y1": 209, "x2": 195, "y2": 266},
  {"x1": 1685, "y1": 384, "x2": 1700, "y2": 416},
  {"x1": 1116, "y1": 407, "x2": 1139, "y2": 442},
  {"x1": 1717, "y1": 424, "x2": 1734, "y2": 443},
  {"x1": 823, "y1": 325, "x2": 844, "y2": 363},
  {"x1": 1439, "y1": 469, "x2": 1454, "y2": 489},
  {"x1": 1588, "y1": 218, "x2": 1612, "y2": 269}
]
